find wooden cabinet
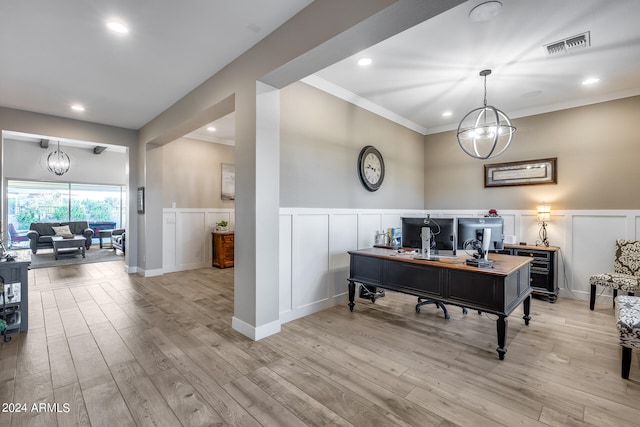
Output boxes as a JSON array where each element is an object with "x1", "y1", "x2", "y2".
[
  {"x1": 212, "y1": 232, "x2": 234, "y2": 268},
  {"x1": 503, "y1": 244, "x2": 559, "y2": 302},
  {"x1": 0, "y1": 255, "x2": 30, "y2": 342}
]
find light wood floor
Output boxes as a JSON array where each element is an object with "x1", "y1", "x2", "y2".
[{"x1": 1, "y1": 260, "x2": 639, "y2": 426}]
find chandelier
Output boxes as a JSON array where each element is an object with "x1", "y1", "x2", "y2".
[
  {"x1": 46, "y1": 141, "x2": 71, "y2": 176},
  {"x1": 456, "y1": 69, "x2": 516, "y2": 159}
]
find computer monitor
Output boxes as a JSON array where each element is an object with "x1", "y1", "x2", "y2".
[
  {"x1": 401, "y1": 217, "x2": 456, "y2": 256},
  {"x1": 457, "y1": 217, "x2": 504, "y2": 252}
]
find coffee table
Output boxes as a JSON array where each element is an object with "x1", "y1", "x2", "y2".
[{"x1": 51, "y1": 236, "x2": 86, "y2": 260}]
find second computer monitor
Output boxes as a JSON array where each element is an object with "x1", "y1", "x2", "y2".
[
  {"x1": 457, "y1": 217, "x2": 504, "y2": 251},
  {"x1": 401, "y1": 217, "x2": 456, "y2": 256}
]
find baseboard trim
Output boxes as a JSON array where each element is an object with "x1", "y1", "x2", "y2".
[{"x1": 232, "y1": 316, "x2": 281, "y2": 341}]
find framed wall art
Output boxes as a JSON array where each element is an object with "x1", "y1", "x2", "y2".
[
  {"x1": 221, "y1": 163, "x2": 235, "y2": 201},
  {"x1": 137, "y1": 187, "x2": 145, "y2": 213},
  {"x1": 485, "y1": 158, "x2": 557, "y2": 187}
]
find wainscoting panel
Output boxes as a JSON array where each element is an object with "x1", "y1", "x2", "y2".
[
  {"x1": 279, "y1": 214, "x2": 293, "y2": 316},
  {"x1": 329, "y1": 214, "x2": 359, "y2": 301},
  {"x1": 162, "y1": 208, "x2": 640, "y2": 323},
  {"x1": 293, "y1": 214, "x2": 330, "y2": 312},
  {"x1": 163, "y1": 208, "x2": 234, "y2": 273},
  {"x1": 177, "y1": 211, "x2": 207, "y2": 269}
]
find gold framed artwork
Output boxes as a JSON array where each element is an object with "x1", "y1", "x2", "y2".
[{"x1": 484, "y1": 158, "x2": 557, "y2": 187}]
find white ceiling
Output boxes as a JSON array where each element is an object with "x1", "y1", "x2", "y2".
[
  {"x1": 2, "y1": 0, "x2": 639, "y2": 147},
  {"x1": 314, "y1": 0, "x2": 640, "y2": 135},
  {"x1": 0, "y1": 0, "x2": 313, "y2": 130}
]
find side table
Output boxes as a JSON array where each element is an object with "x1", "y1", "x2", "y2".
[{"x1": 99, "y1": 229, "x2": 113, "y2": 248}]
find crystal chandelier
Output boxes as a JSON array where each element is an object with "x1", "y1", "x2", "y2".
[
  {"x1": 457, "y1": 69, "x2": 516, "y2": 159},
  {"x1": 46, "y1": 140, "x2": 71, "y2": 176}
]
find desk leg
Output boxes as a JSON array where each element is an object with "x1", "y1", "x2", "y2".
[
  {"x1": 523, "y1": 295, "x2": 531, "y2": 326},
  {"x1": 82, "y1": 245, "x2": 86, "y2": 258},
  {"x1": 496, "y1": 315, "x2": 508, "y2": 360},
  {"x1": 348, "y1": 281, "x2": 355, "y2": 312}
]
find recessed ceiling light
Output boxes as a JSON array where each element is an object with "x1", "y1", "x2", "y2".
[
  {"x1": 207, "y1": 126, "x2": 216, "y2": 132},
  {"x1": 357, "y1": 57, "x2": 372, "y2": 66},
  {"x1": 469, "y1": 1, "x2": 503, "y2": 23},
  {"x1": 71, "y1": 104, "x2": 85, "y2": 112},
  {"x1": 442, "y1": 111, "x2": 453, "y2": 117},
  {"x1": 107, "y1": 21, "x2": 129, "y2": 34},
  {"x1": 582, "y1": 77, "x2": 600, "y2": 86}
]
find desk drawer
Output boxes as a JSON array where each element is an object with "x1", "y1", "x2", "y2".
[{"x1": 514, "y1": 249, "x2": 551, "y2": 262}]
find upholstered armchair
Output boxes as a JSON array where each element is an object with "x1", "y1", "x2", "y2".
[
  {"x1": 590, "y1": 239, "x2": 640, "y2": 310},
  {"x1": 112, "y1": 228, "x2": 125, "y2": 254}
]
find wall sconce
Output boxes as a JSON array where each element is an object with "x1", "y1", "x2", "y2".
[{"x1": 536, "y1": 203, "x2": 551, "y2": 246}]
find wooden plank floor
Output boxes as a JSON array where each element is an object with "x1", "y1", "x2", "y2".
[{"x1": 1, "y1": 259, "x2": 639, "y2": 426}]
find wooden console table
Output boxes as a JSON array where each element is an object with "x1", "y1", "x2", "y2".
[
  {"x1": 347, "y1": 248, "x2": 532, "y2": 360},
  {"x1": 212, "y1": 231, "x2": 234, "y2": 268}
]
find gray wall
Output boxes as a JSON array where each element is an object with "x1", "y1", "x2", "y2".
[
  {"x1": 161, "y1": 137, "x2": 235, "y2": 209},
  {"x1": 280, "y1": 82, "x2": 425, "y2": 209},
  {"x1": 3, "y1": 138, "x2": 126, "y2": 185},
  {"x1": 423, "y1": 95, "x2": 640, "y2": 210}
]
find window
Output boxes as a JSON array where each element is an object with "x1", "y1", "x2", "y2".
[{"x1": 7, "y1": 180, "x2": 126, "y2": 232}]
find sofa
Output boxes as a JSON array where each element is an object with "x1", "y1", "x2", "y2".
[
  {"x1": 26, "y1": 221, "x2": 94, "y2": 254},
  {"x1": 112, "y1": 228, "x2": 125, "y2": 254}
]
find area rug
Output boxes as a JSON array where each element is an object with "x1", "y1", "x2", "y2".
[{"x1": 28, "y1": 248, "x2": 123, "y2": 269}]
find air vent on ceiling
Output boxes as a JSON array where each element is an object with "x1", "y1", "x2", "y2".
[{"x1": 544, "y1": 31, "x2": 590, "y2": 56}]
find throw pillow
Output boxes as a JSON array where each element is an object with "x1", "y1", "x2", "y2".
[{"x1": 52, "y1": 225, "x2": 74, "y2": 239}]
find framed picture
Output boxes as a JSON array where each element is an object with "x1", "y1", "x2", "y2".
[
  {"x1": 137, "y1": 187, "x2": 145, "y2": 213},
  {"x1": 221, "y1": 163, "x2": 235, "y2": 201},
  {"x1": 485, "y1": 158, "x2": 557, "y2": 187}
]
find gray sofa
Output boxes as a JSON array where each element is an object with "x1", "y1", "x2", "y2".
[{"x1": 26, "y1": 221, "x2": 94, "y2": 254}]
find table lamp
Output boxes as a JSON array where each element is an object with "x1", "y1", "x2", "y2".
[{"x1": 536, "y1": 203, "x2": 551, "y2": 246}]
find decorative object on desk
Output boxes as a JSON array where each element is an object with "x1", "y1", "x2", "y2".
[
  {"x1": 215, "y1": 220, "x2": 228, "y2": 232},
  {"x1": 357, "y1": 145, "x2": 385, "y2": 191},
  {"x1": 485, "y1": 209, "x2": 499, "y2": 217},
  {"x1": 46, "y1": 140, "x2": 71, "y2": 176},
  {"x1": 457, "y1": 69, "x2": 515, "y2": 160},
  {"x1": 221, "y1": 163, "x2": 235, "y2": 201},
  {"x1": 536, "y1": 203, "x2": 551, "y2": 247},
  {"x1": 137, "y1": 187, "x2": 145, "y2": 214},
  {"x1": 485, "y1": 158, "x2": 557, "y2": 187}
]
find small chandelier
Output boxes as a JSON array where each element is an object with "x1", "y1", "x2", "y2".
[
  {"x1": 46, "y1": 140, "x2": 71, "y2": 176},
  {"x1": 457, "y1": 69, "x2": 516, "y2": 159}
]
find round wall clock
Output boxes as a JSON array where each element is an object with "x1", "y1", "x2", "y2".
[{"x1": 357, "y1": 145, "x2": 385, "y2": 191}]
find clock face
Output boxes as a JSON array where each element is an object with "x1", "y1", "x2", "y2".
[{"x1": 358, "y1": 146, "x2": 385, "y2": 191}]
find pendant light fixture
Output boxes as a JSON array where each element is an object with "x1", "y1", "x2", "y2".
[
  {"x1": 456, "y1": 69, "x2": 516, "y2": 159},
  {"x1": 46, "y1": 140, "x2": 71, "y2": 176}
]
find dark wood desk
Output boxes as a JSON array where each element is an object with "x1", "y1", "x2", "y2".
[{"x1": 347, "y1": 248, "x2": 532, "y2": 360}]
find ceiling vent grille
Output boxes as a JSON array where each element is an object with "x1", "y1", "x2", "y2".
[{"x1": 544, "y1": 31, "x2": 590, "y2": 56}]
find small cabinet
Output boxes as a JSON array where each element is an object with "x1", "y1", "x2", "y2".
[
  {"x1": 506, "y1": 244, "x2": 559, "y2": 302},
  {"x1": 212, "y1": 231, "x2": 234, "y2": 269},
  {"x1": 0, "y1": 256, "x2": 30, "y2": 341}
]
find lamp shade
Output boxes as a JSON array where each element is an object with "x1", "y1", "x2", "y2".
[{"x1": 537, "y1": 203, "x2": 551, "y2": 222}]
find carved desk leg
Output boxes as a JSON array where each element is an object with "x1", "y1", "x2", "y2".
[
  {"x1": 523, "y1": 295, "x2": 531, "y2": 326},
  {"x1": 348, "y1": 280, "x2": 356, "y2": 312},
  {"x1": 496, "y1": 315, "x2": 508, "y2": 360}
]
